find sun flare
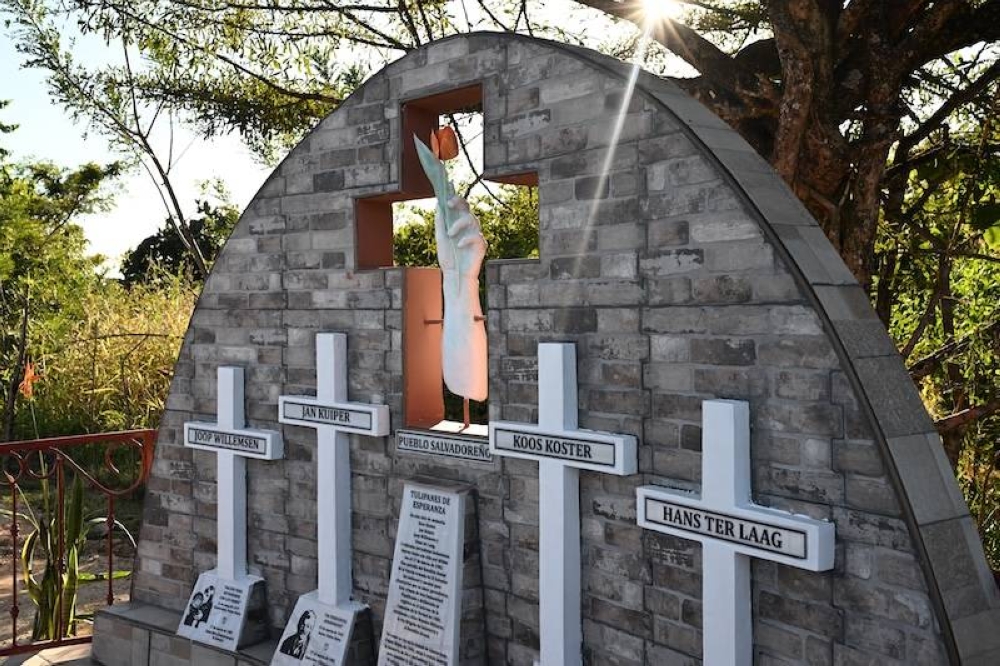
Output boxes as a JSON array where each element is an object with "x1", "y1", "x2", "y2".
[{"x1": 642, "y1": 0, "x2": 682, "y2": 22}]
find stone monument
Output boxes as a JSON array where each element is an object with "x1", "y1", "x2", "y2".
[
  {"x1": 377, "y1": 481, "x2": 480, "y2": 666},
  {"x1": 93, "y1": 32, "x2": 1000, "y2": 666}
]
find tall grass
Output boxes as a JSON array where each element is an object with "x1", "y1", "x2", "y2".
[{"x1": 14, "y1": 272, "x2": 196, "y2": 440}]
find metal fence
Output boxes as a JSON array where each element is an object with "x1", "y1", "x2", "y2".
[{"x1": 0, "y1": 429, "x2": 156, "y2": 656}]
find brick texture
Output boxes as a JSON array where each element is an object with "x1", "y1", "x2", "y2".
[{"x1": 118, "y1": 33, "x2": 1000, "y2": 665}]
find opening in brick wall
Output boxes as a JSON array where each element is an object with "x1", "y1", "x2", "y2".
[{"x1": 355, "y1": 85, "x2": 538, "y2": 431}]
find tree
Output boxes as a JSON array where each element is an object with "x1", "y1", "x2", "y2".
[
  {"x1": 884, "y1": 110, "x2": 1000, "y2": 458},
  {"x1": 0, "y1": 113, "x2": 121, "y2": 440},
  {"x1": 121, "y1": 197, "x2": 238, "y2": 286},
  {"x1": 2, "y1": 0, "x2": 235, "y2": 278},
  {"x1": 883, "y1": 111, "x2": 1000, "y2": 562}
]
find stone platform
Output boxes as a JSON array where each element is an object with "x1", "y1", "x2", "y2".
[
  {"x1": 91, "y1": 603, "x2": 375, "y2": 666},
  {"x1": 0, "y1": 644, "x2": 92, "y2": 666}
]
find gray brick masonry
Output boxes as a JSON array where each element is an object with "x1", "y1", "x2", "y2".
[{"x1": 95, "y1": 32, "x2": 999, "y2": 666}]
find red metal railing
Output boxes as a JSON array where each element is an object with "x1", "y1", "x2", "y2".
[{"x1": 0, "y1": 430, "x2": 156, "y2": 656}]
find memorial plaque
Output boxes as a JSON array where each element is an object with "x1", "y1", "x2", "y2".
[
  {"x1": 642, "y1": 496, "x2": 809, "y2": 560},
  {"x1": 491, "y1": 425, "x2": 620, "y2": 470},
  {"x1": 184, "y1": 424, "x2": 276, "y2": 458},
  {"x1": 377, "y1": 483, "x2": 465, "y2": 666},
  {"x1": 279, "y1": 398, "x2": 380, "y2": 435},
  {"x1": 271, "y1": 592, "x2": 358, "y2": 666},
  {"x1": 176, "y1": 571, "x2": 268, "y2": 651},
  {"x1": 396, "y1": 429, "x2": 493, "y2": 463}
]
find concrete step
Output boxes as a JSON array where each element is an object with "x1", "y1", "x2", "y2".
[{"x1": 1, "y1": 644, "x2": 92, "y2": 666}]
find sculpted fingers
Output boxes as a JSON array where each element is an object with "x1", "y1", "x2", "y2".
[
  {"x1": 448, "y1": 214, "x2": 477, "y2": 238},
  {"x1": 446, "y1": 195, "x2": 469, "y2": 214},
  {"x1": 456, "y1": 234, "x2": 486, "y2": 250}
]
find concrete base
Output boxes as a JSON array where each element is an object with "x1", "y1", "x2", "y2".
[
  {"x1": 0, "y1": 643, "x2": 92, "y2": 666},
  {"x1": 92, "y1": 602, "x2": 375, "y2": 666}
]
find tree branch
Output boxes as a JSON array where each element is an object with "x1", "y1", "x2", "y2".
[
  {"x1": 909, "y1": 317, "x2": 1000, "y2": 380},
  {"x1": 108, "y1": 1, "x2": 342, "y2": 105},
  {"x1": 574, "y1": 0, "x2": 760, "y2": 97},
  {"x1": 899, "y1": 59, "x2": 1000, "y2": 154},
  {"x1": 900, "y1": 255, "x2": 947, "y2": 360},
  {"x1": 936, "y1": 398, "x2": 1000, "y2": 433}
]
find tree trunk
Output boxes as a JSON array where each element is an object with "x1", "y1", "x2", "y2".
[{"x1": 2, "y1": 294, "x2": 30, "y2": 443}]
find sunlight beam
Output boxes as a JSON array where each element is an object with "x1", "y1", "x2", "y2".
[{"x1": 580, "y1": 19, "x2": 656, "y2": 247}]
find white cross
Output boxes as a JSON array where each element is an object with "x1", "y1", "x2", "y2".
[
  {"x1": 278, "y1": 333, "x2": 390, "y2": 607},
  {"x1": 636, "y1": 400, "x2": 835, "y2": 665},
  {"x1": 489, "y1": 343, "x2": 637, "y2": 665},
  {"x1": 184, "y1": 366, "x2": 282, "y2": 580}
]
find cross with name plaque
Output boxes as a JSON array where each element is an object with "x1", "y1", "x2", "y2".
[
  {"x1": 271, "y1": 333, "x2": 389, "y2": 666},
  {"x1": 178, "y1": 366, "x2": 282, "y2": 651},
  {"x1": 489, "y1": 342, "x2": 637, "y2": 665},
  {"x1": 637, "y1": 399, "x2": 835, "y2": 666}
]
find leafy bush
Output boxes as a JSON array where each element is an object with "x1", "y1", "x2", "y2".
[{"x1": 120, "y1": 198, "x2": 238, "y2": 287}]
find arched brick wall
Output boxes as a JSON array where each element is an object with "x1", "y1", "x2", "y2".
[{"x1": 132, "y1": 33, "x2": 1000, "y2": 664}]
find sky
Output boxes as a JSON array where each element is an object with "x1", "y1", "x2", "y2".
[{"x1": 0, "y1": 25, "x2": 271, "y2": 272}]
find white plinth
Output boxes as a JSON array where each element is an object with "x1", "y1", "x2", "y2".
[{"x1": 176, "y1": 571, "x2": 268, "y2": 651}]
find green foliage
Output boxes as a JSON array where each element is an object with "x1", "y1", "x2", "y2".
[
  {"x1": 881, "y1": 116, "x2": 1000, "y2": 567},
  {"x1": 16, "y1": 271, "x2": 196, "y2": 438},
  {"x1": 2, "y1": 471, "x2": 135, "y2": 640},
  {"x1": 0, "y1": 138, "x2": 122, "y2": 439},
  {"x1": 121, "y1": 199, "x2": 238, "y2": 286},
  {"x1": 0, "y1": 121, "x2": 193, "y2": 440},
  {"x1": 0, "y1": 121, "x2": 183, "y2": 633},
  {"x1": 0, "y1": 99, "x2": 18, "y2": 162},
  {"x1": 393, "y1": 184, "x2": 539, "y2": 266}
]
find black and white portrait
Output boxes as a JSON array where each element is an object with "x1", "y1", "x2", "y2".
[
  {"x1": 278, "y1": 609, "x2": 316, "y2": 660},
  {"x1": 183, "y1": 585, "x2": 216, "y2": 628}
]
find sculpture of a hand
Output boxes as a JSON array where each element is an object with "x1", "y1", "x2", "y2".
[
  {"x1": 413, "y1": 132, "x2": 489, "y2": 404},
  {"x1": 436, "y1": 196, "x2": 487, "y2": 278},
  {"x1": 435, "y1": 195, "x2": 488, "y2": 402}
]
